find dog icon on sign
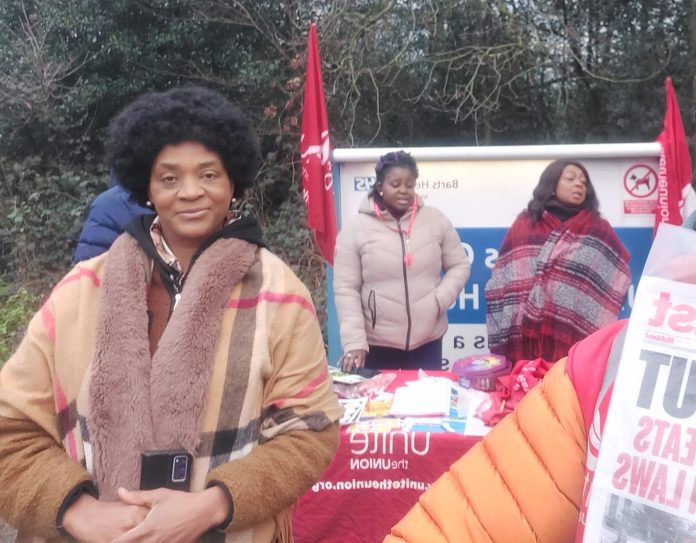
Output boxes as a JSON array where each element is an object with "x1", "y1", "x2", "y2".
[
  {"x1": 623, "y1": 165, "x2": 658, "y2": 198},
  {"x1": 630, "y1": 172, "x2": 652, "y2": 193}
]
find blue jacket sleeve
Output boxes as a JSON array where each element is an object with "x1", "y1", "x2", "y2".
[{"x1": 74, "y1": 186, "x2": 150, "y2": 262}]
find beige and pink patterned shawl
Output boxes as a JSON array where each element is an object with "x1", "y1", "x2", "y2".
[{"x1": 6, "y1": 233, "x2": 341, "y2": 543}]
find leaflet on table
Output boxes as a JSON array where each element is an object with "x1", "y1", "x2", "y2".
[
  {"x1": 361, "y1": 383, "x2": 474, "y2": 419},
  {"x1": 338, "y1": 397, "x2": 368, "y2": 426},
  {"x1": 348, "y1": 417, "x2": 404, "y2": 433},
  {"x1": 329, "y1": 367, "x2": 367, "y2": 385},
  {"x1": 342, "y1": 379, "x2": 490, "y2": 434},
  {"x1": 402, "y1": 417, "x2": 467, "y2": 433},
  {"x1": 462, "y1": 413, "x2": 490, "y2": 437},
  {"x1": 353, "y1": 414, "x2": 488, "y2": 436},
  {"x1": 360, "y1": 393, "x2": 394, "y2": 418},
  {"x1": 330, "y1": 368, "x2": 397, "y2": 399},
  {"x1": 450, "y1": 383, "x2": 489, "y2": 419},
  {"x1": 388, "y1": 376, "x2": 452, "y2": 417},
  {"x1": 582, "y1": 260, "x2": 696, "y2": 539}
]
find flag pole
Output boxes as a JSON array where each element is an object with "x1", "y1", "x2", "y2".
[
  {"x1": 655, "y1": 77, "x2": 693, "y2": 233},
  {"x1": 300, "y1": 22, "x2": 338, "y2": 265}
]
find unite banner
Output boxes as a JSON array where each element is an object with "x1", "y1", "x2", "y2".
[
  {"x1": 583, "y1": 224, "x2": 696, "y2": 543},
  {"x1": 329, "y1": 148, "x2": 658, "y2": 366}
]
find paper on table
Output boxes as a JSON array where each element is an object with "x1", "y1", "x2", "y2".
[
  {"x1": 388, "y1": 378, "x2": 451, "y2": 417},
  {"x1": 338, "y1": 397, "x2": 368, "y2": 426},
  {"x1": 329, "y1": 367, "x2": 367, "y2": 385},
  {"x1": 464, "y1": 415, "x2": 491, "y2": 437},
  {"x1": 361, "y1": 393, "x2": 394, "y2": 418}
]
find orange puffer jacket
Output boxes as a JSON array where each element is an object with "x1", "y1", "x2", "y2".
[
  {"x1": 384, "y1": 358, "x2": 587, "y2": 543},
  {"x1": 384, "y1": 320, "x2": 629, "y2": 543}
]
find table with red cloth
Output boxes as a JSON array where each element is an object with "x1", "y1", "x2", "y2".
[{"x1": 292, "y1": 370, "x2": 484, "y2": 543}]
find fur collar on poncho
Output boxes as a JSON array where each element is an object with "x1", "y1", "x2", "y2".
[{"x1": 87, "y1": 233, "x2": 257, "y2": 499}]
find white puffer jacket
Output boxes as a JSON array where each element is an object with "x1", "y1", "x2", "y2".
[{"x1": 333, "y1": 195, "x2": 470, "y2": 353}]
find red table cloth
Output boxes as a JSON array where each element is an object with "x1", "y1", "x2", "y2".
[{"x1": 292, "y1": 370, "x2": 483, "y2": 542}]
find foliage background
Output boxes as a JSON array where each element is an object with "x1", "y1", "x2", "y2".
[{"x1": 2, "y1": 0, "x2": 696, "y2": 364}]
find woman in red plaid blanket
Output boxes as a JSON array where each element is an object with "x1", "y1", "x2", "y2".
[{"x1": 485, "y1": 159, "x2": 631, "y2": 364}]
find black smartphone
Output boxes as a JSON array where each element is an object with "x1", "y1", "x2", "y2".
[{"x1": 140, "y1": 449, "x2": 192, "y2": 491}]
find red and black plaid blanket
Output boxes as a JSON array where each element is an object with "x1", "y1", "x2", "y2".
[{"x1": 485, "y1": 210, "x2": 631, "y2": 364}]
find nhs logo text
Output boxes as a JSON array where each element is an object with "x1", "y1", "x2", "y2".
[{"x1": 354, "y1": 176, "x2": 376, "y2": 192}]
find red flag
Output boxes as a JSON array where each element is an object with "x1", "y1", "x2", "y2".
[
  {"x1": 655, "y1": 77, "x2": 693, "y2": 231},
  {"x1": 301, "y1": 23, "x2": 337, "y2": 265}
]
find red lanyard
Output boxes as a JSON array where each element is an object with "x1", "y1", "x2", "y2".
[{"x1": 372, "y1": 198, "x2": 417, "y2": 267}]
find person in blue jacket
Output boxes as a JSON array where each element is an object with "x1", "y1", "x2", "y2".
[{"x1": 74, "y1": 177, "x2": 151, "y2": 262}]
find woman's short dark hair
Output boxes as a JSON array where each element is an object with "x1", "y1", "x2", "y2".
[
  {"x1": 370, "y1": 150, "x2": 419, "y2": 202},
  {"x1": 106, "y1": 86, "x2": 261, "y2": 204},
  {"x1": 526, "y1": 159, "x2": 599, "y2": 220}
]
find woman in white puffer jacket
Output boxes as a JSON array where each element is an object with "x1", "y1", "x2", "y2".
[{"x1": 334, "y1": 150, "x2": 470, "y2": 372}]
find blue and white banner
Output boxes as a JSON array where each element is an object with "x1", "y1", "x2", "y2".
[{"x1": 329, "y1": 148, "x2": 659, "y2": 367}]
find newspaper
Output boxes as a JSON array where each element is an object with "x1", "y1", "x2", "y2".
[{"x1": 583, "y1": 224, "x2": 696, "y2": 543}]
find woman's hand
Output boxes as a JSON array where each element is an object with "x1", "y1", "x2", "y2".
[
  {"x1": 341, "y1": 349, "x2": 367, "y2": 372},
  {"x1": 62, "y1": 492, "x2": 149, "y2": 543},
  {"x1": 110, "y1": 486, "x2": 229, "y2": 543}
]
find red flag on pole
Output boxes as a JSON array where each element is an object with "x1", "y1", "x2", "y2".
[
  {"x1": 655, "y1": 77, "x2": 693, "y2": 231},
  {"x1": 301, "y1": 23, "x2": 337, "y2": 265}
]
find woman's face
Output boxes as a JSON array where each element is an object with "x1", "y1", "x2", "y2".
[
  {"x1": 148, "y1": 141, "x2": 233, "y2": 251},
  {"x1": 555, "y1": 164, "x2": 587, "y2": 206},
  {"x1": 380, "y1": 166, "x2": 416, "y2": 217}
]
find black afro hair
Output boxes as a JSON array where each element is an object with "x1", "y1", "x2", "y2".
[{"x1": 106, "y1": 86, "x2": 261, "y2": 204}]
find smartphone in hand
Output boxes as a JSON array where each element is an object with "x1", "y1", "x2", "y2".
[{"x1": 140, "y1": 449, "x2": 192, "y2": 491}]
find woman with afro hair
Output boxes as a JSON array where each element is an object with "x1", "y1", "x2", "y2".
[
  {"x1": 0, "y1": 86, "x2": 341, "y2": 543},
  {"x1": 334, "y1": 150, "x2": 470, "y2": 372}
]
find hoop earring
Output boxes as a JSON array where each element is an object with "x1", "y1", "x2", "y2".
[{"x1": 229, "y1": 197, "x2": 242, "y2": 219}]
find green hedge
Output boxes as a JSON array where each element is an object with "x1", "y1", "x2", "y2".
[
  {"x1": 0, "y1": 281, "x2": 39, "y2": 365},
  {"x1": 0, "y1": 157, "x2": 107, "y2": 287},
  {"x1": 0, "y1": 155, "x2": 327, "y2": 367}
]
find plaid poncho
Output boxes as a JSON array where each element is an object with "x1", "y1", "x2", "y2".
[
  {"x1": 0, "y1": 232, "x2": 341, "y2": 543},
  {"x1": 485, "y1": 210, "x2": 630, "y2": 363}
]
